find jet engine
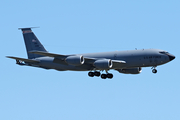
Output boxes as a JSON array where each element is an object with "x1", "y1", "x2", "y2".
[
  {"x1": 65, "y1": 55, "x2": 84, "y2": 66},
  {"x1": 94, "y1": 59, "x2": 113, "y2": 69},
  {"x1": 116, "y1": 67, "x2": 142, "y2": 74}
]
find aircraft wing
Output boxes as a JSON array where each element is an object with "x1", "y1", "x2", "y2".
[
  {"x1": 6, "y1": 56, "x2": 39, "y2": 63},
  {"x1": 83, "y1": 57, "x2": 126, "y2": 64},
  {"x1": 29, "y1": 51, "x2": 67, "y2": 59},
  {"x1": 29, "y1": 51, "x2": 126, "y2": 66},
  {"x1": 112, "y1": 60, "x2": 126, "y2": 64},
  {"x1": 111, "y1": 60, "x2": 126, "y2": 67},
  {"x1": 29, "y1": 51, "x2": 99, "y2": 62}
]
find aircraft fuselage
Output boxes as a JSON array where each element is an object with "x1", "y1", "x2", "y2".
[{"x1": 33, "y1": 49, "x2": 173, "y2": 71}]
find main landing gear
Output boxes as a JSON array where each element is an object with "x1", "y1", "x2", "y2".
[
  {"x1": 88, "y1": 71, "x2": 113, "y2": 79},
  {"x1": 101, "y1": 73, "x2": 113, "y2": 79},
  {"x1": 152, "y1": 66, "x2": 157, "y2": 74},
  {"x1": 88, "y1": 71, "x2": 101, "y2": 77}
]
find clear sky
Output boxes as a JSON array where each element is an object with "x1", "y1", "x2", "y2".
[{"x1": 0, "y1": 0, "x2": 179, "y2": 120}]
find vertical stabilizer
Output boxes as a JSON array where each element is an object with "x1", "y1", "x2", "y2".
[{"x1": 19, "y1": 28, "x2": 47, "y2": 59}]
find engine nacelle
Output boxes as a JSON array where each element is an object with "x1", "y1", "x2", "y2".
[
  {"x1": 94, "y1": 59, "x2": 113, "y2": 69},
  {"x1": 65, "y1": 55, "x2": 84, "y2": 66},
  {"x1": 116, "y1": 67, "x2": 142, "y2": 74}
]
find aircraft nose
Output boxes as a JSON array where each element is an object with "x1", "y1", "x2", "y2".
[{"x1": 168, "y1": 54, "x2": 175, "y2": 61}]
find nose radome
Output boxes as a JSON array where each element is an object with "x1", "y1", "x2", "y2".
[{"x1": 168, "y1": 54, "x2": 175, "y2": 61}]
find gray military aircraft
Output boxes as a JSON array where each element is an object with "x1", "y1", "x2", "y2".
[{"x1": 7, "y1": 28, "x2": 175, "y2": 79}]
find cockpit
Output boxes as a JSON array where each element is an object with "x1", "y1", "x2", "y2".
[
  {"x1": 159, "y1": 51, "x2": 169, "y2": 55},
  {"x1": 159, "y1": 51, "x2": 175, "y2": 61}
]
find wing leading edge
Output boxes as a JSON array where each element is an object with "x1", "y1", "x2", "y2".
[
  {"x1": 29, "y1": 51, "x2": 67, "y2": 59},
  {"x1": 29, "y1": 51, "x2": 126, "y2": 66}
]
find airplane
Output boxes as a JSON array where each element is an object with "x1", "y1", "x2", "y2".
[{"x1": 6, "y1": 27, "x2": 175, "y2": 79}]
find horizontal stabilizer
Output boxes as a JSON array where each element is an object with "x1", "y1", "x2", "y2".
[
  {"x1": 6, "y1": 56, "x2": 39, "y2": 63},
  {"x1": 18, "y1": 27, "x2": 39, "y2": 30}
]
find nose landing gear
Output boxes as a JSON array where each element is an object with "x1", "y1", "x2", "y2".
[
  {"x1": 152, "y1": 69, "x2": 157, "y2": 73},
  {"x1": 151, "y1": 66, "x2": 157, "y2": 73}
]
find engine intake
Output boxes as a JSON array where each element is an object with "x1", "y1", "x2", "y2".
[
  {"x1": 65, "y1": 55, "x2": 84, "y2": 66},
  {"x1": 94, "y1": 59, "x2": 113, "y2": 69},
  {"x1": 116, "y1": 67, "x2": 142, "y2": 74}
]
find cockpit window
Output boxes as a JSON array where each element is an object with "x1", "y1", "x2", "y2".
[{"x1": 159, "y1": 51, "x2": 169, "y2": 54}]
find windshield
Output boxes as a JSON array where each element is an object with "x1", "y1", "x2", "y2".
[{"x1": 159, "y1": 51, "x2": 169, "y2": 55}]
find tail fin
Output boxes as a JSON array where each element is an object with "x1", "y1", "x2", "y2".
[{"x1": 19, "y1": 28, "x2": 47, "y2": 59}]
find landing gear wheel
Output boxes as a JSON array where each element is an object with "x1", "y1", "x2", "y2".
[
  {"x1": 94, "y1": 71, "x2": 101, "y2": 77},
  {"x1": 88, "y1": 72, "x2": 94, "y2": 77},
  {"x1": 152, "y1": 69, "x2": 157, "y2": 73},
  {"x1": 101, "y1": 74, "x2": 107, "y2": 79},
  {"x1": 107, "y1": 73, "x2": 113, "y2": 79}
]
